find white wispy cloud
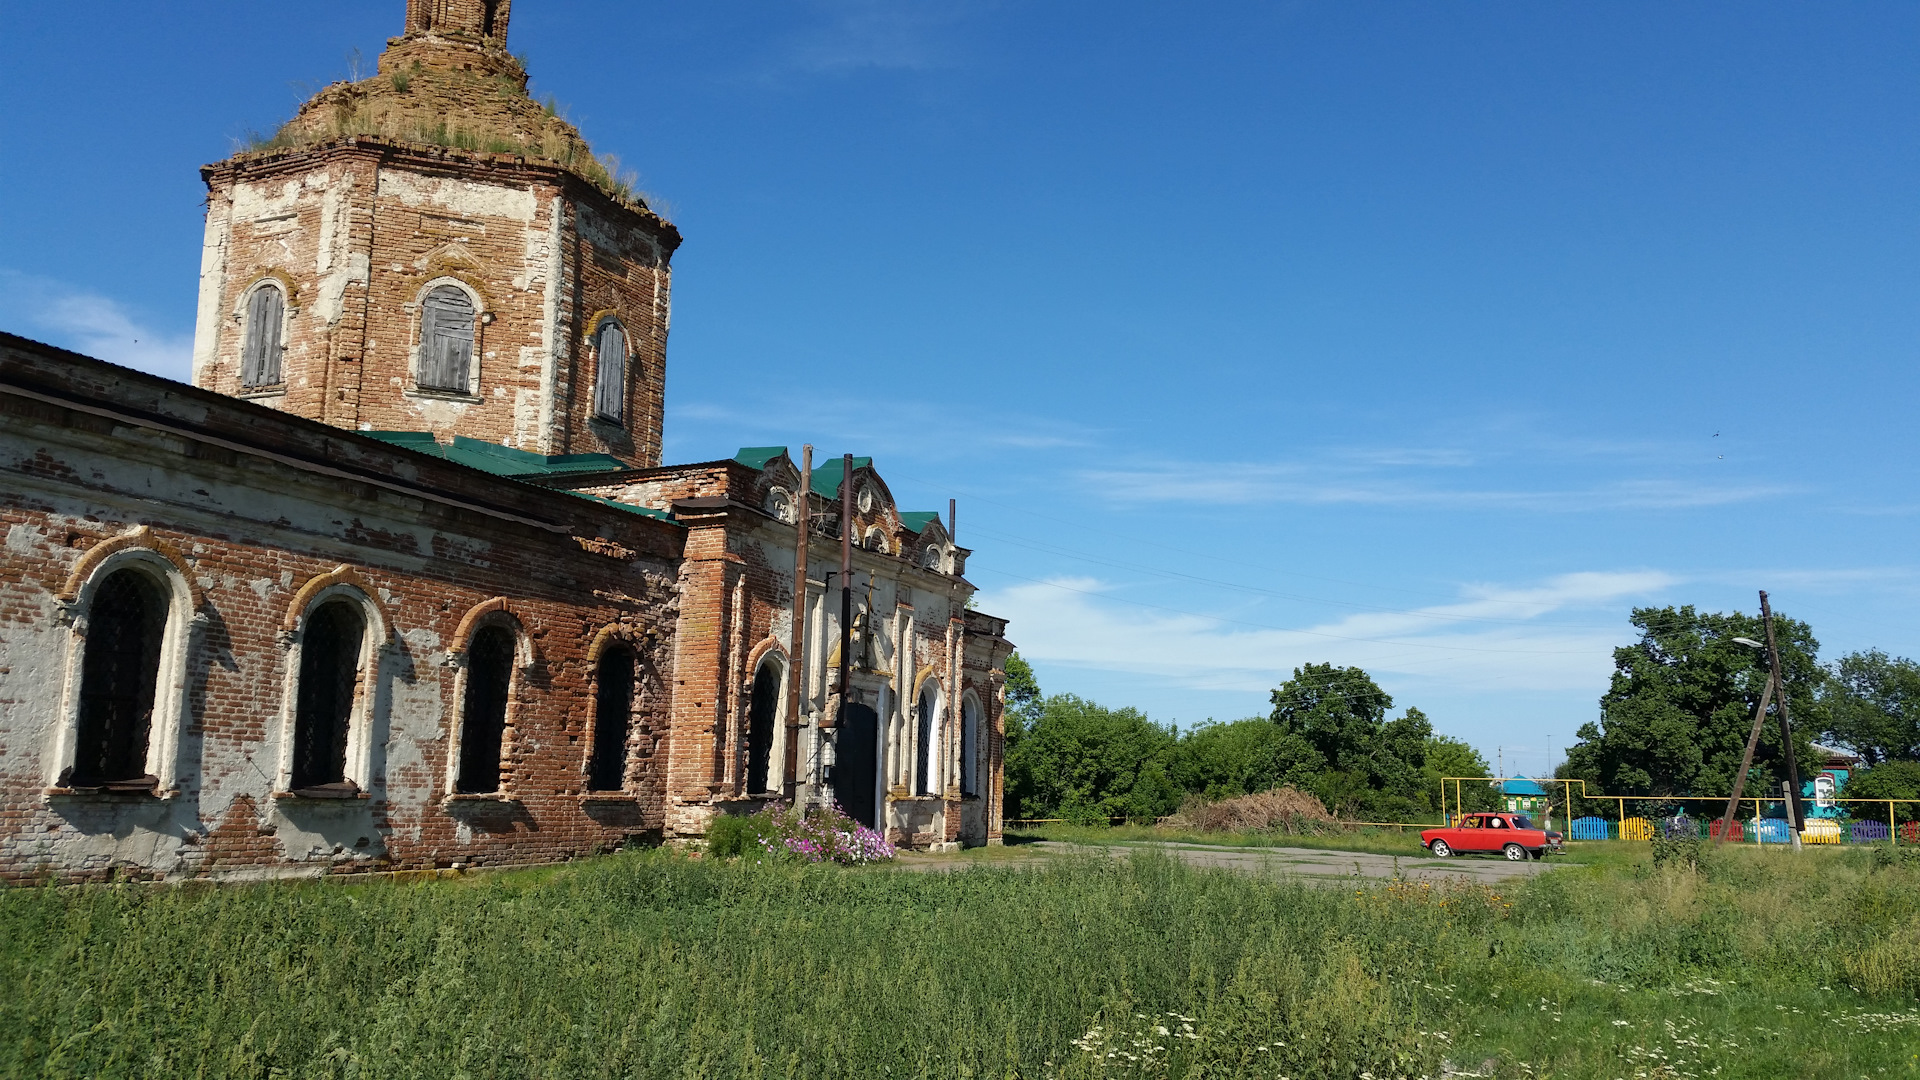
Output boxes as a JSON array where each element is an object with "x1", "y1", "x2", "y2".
[
  {"x1": 0, "y1": 269, "x2": 193, "y2": 381},
  {"x1": 1077, "y1": 461, "x2": 1788, "y2": 511},
  {"x1": 972, "y1": 569, "x2": 1678, "y2": 697}
]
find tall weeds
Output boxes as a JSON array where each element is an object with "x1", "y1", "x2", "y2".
[{"x1": 0, "y1": 844, "x2": 1915, "y2": 1078}]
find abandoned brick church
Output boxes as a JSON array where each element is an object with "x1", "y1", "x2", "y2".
[{"x1": 0, "y1": 0, "x2": 1013, "y2": 882}]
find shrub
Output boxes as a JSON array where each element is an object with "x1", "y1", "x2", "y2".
[
  {"x1": 707, "y1": 802, "x2": 894, "y2": 865},
  {"x1": 705, "y1": 808, "x2": 783, "y2": 858},
  {"x1": 1651, "y1": 831, "x2": 1704, "y2": 872}
]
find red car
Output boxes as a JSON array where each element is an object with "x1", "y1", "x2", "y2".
[{"x1": 1422, "y1": 812, "x2": 1564, "y2": 861}]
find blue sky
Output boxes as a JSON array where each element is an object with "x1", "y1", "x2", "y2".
[{"x1": 3, "y1": 2, "x2": 1918, "y2": 776}]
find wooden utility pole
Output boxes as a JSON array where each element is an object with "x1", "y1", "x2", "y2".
[
  {"x1": 832, "y1": 453, "x2": 853, "y2": 729},
  {"x1": 783, "y1": 446, "x2": 812, "y2": 799},
  {"x1": 1715, "y1": 674, "x2": 1775, "y2": 844},
  {"x1": 1758, "y1": 590, "x2": 1806, "y2": 844}
]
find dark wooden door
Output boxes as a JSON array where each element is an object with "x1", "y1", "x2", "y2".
[{"x1": 830, "y1": 703, "x2": 879, "y2": 829}]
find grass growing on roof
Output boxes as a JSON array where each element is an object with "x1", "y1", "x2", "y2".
[{"x1": 1, "y1": 844, "x2": 1916, "y2": 1078}]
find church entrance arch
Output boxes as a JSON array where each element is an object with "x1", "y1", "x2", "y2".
[{"x1": 831, "y1": 703, "x2": 880, "y2": 829}]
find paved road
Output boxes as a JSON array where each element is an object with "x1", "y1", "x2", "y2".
[{"x1": 1026, "y1": 840, "x2": 1559, "y2": 884}]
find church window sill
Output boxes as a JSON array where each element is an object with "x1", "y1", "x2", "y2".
[
  {"x1": 406, "y1": 386, "x2": 482, "y2": 403},
  {"x1": 442, "y1": 792, "x2": 520, "y2": 806}
]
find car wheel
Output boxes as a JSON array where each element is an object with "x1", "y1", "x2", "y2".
[
  {"x1": 1430, "y1": 839, "x2": 1452, "y2": 858},
  {"x1": 1530, "y1": 848, "x2": 1544, "y2": 861},
  {"x1": 1502, "y1": 843, "x2": 1526, "y2": 862}
]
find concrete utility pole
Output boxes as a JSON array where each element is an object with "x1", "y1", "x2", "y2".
[
  {"x1": 835, "y1": 453, "x2": 853, "y2": 728},
  {"x1": 783, "y1": 445, "x2": 812, "y2": 800}
]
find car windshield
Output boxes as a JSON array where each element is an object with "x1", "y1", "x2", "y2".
[{"x1": 1511, "y1": 815, "x2": 1533, "y2": 830}]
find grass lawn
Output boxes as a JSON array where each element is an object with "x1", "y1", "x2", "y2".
[{"x1": 2, "y1": 842, "x2": 1917, "y2": 1078}]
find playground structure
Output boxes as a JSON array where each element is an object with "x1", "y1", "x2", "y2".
[{"x1": 1443, "y1": 776, "x2": 1920, "y2": 845}]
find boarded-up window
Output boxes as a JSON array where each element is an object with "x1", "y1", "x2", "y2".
[
  {"x1": 915, "y1": 686, "x2": 937, "y2": 796},
  {"x1": 960, "y1": 698, "x2": 979, "y2": 797},
  {"x1": 72, "y1": 569, "x2": 168, "y2": 788},
  {"x1": 240, "y1": 283, "x2": 285, "y2": 387},
  {"x1": 291, "y1": 600, "x2": 366, "y2": 792},
  {"x1": 456, "y1": 625, "x2": 515, "y2": 793},
  {"x1": 587, "y1": 645, "x2": 634, "y2": 791},
  {"x1": 593, "y1": 319, "x2": 626, "y2": 422},
  {"x1": 745, "y1": 661, "x2": 780, "y2": 794},
  {"x1": 419, "y1": 285, "x2": 476, "y2": 393}
]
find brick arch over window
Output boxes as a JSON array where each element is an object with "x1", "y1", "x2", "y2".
[
  {"x1": 585, "y1": 310, "x2": 629, "y2": 424},
  {"x1": 913, "y1": 667, "x2": 944, "y2": 797},
  {"x1": 413, "y1": 278, "x2": 486, "y2": 395},
  {"x1": 53, "y1": 529, "x2": 203, "y2": 794},
  {"x1": 585, "y1": 623, "x2": 638, "y2": 793},
  {"x1": 959, "y1": 689, "x2": 983, "y2": 798},
  {"x1": 277, "y1": 568, "x2": 389, "y2": 797},
  {"x1": 235, "y1": 276, "x2": 292, "y2": 389},
  {"x1": 447, "y1": 599, "x2": 532, "y2": 796}
]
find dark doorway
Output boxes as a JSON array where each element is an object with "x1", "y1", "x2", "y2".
[
  {"x1": 291, "y1": 600, "x2": 366, "y2": 791},
  {"x1": 744, "y1": 662, "x2": 780, "y2": 794},
  {"x1": 72, "y1": 568, "x2": 169, "y2": 787},
  {"x1": 456, "y1": 625, "x2": 515, "y2": 793},
  {"x1": 831, "y1": 703, "x2": 879, "y2": 828},
  {"x1": 587, "y1": 645, "x2": 634, "y2": 791}
]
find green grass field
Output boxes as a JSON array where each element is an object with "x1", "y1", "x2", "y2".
[{"x1": 2, "y1": 841, "x2": 1916, "y2": 1078}]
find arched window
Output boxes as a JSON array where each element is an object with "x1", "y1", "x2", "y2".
[
  {"x1": 456, "y1": 625, "x2": 515, "y2": 793},
  {"x1": 241, "y1": 282, "x2": 285, "y2": 388},
  {"x1": 960, "y1": 696, "x2": 980, "y2": 797},
  {"x1": 587, "y1": 644, "x2": 634, "y2": 791},
  {"x1": 419, "y1": 284, "x2": 477, "y2": 393},
  {"x1": 290, "y1": 600, "x2": 366, "y2": 793},
  {"x1": 592, "y1": 318, "x2": 627, "y2": 422},
  {"x1": 745, "y1": 660, "x2": 781, "y2": 794},
  {"x1": 915, "y1": 683, "x2": 939, "y2": 796},
  {"x1": 71, "y1": 568, "x2": 169, "y2": 788}
]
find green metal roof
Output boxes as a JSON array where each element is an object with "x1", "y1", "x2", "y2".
[
  {"x1": 566, "y1": 492, "x2": 679, "y2": 523},
  {"x1": 809, "y1": 454, "x2": 873, "y2": 498},
  {"x1": 732, "y1": 446, "x2": 788, "y2": 470},
  {"x1": 364, "y1": 432, "x2": 628, "y2": 477},
  {"x1": 360, "y1": 431, "x2": 680, "y2": 526},
  {"x1": 898, "y1": 511, "x2": 940, "y2": 534}
]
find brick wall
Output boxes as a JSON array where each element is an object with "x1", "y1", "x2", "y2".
[
  {"x1": 0, "y1": 334, "x2": 682, "y2": 882},
  {"x1": 192, "y1": 141, "x2": 676, "y2": 463}
]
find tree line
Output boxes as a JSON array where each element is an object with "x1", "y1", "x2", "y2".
[
  {"x1": 1002, "y1": 656, "x2": 1496, "y2": 824},
  {"x1": 1002, "y1": 603, "x2": 1920, "y2": 826},
  {"x1": 1560, "y1": 604, "x2": 1920, "y2": 820}
]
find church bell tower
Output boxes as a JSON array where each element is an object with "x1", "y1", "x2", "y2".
[{"x1": 188, "y1": 1, "x2": 678, "y2": 464}]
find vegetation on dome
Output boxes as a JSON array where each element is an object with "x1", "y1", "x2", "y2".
[{"x1": 236, "y1": 56, "x2": 658, "y2": 215}]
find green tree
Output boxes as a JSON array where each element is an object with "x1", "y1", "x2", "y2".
[
  {"x1": 1001, "y1": 652, "x2": 1043, "y2": 754},
  {"x1": 1563, "y1": 605, "x2": 1824, "y2": 799},
  {"x1": 1820, "y1": 650, "x2": 1920, "y2": 765},
  {"x1": 1843, "y1": 761, "x2": 1920, "y2": 824},
  {"x1": 1267, "y1": 663, "x2": 1429, "y2": 818},
  {"x1": 1168, "y1": 718, "x2": 1324, "y2": 802},
  {"x1": 1004, "y1": 694, "x2": 1179, "y2": 823},
  {"x1": 1422, "y1": 734, "x2": 1497, "y2": 817}
]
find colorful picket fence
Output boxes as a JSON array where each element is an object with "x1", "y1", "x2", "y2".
[
  {"x1": 1800, "y1": 819, "x2": 1843, "y2": 845},
  {"x1": 1570, "y1": 816, "x2": 1611, "y2": 840},
  {"x1": 1851, "y1": 821, "x2": 1890, "y2": 843}
]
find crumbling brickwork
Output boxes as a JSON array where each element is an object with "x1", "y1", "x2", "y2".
[
  {"x1": 0, "y1": 1, "x2": 1011, "y2": 882},
  {"x1": 0, "y1": 335, "x2": 680, "y2": 882}
]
